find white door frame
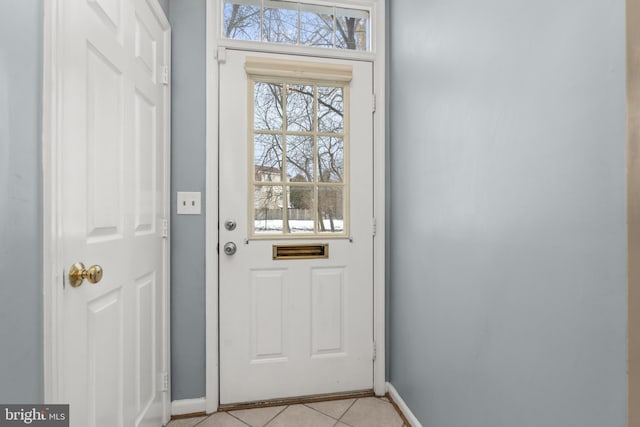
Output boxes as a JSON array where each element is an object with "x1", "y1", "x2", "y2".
[
  {"x1": 205, "y1": 0, "x2": 386, "y2": 413},
  {"x1": 42, "y1": 0, "x2": 172, "y2": 423}
]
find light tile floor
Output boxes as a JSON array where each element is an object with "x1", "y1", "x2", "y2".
[{"x1": 167, "y1": 397, "x2": 407, "y2": 427}]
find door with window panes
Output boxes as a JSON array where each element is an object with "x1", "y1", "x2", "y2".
[{"x1": 219, "y1": 50, "x2": 374, "y2": 404}]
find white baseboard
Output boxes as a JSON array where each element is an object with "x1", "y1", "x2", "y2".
[
  {"x1": 386, "y1": 382, "x2": 422, "y2": 427},
  {"x1": 171, "y1": 398, "x2": 207, "y2": 416}
]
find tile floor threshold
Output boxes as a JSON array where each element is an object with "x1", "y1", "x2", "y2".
[{"x1": 167, "y1": 396, "x2": 408, "y2": 427}]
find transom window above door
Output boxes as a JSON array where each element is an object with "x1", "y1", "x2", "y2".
[
  {"x1": 248, "y1": 59, "x2": 352, "y2": 237},
  {"x1": 223, "y1": 0, "x2": 370, "y2": 51}
]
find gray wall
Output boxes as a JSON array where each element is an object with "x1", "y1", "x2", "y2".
[
  {"x1": 0, "y1": 0, "x2": 43, "y2": 403},
  {"x1": 168, "y1": 0, "x2": 207, "y2": 400},
  {"x1": 388, "y1": 1, "x2": 627, "y2": 426}
]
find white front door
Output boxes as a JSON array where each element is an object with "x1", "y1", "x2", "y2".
[
  {"x1": 219, "y1": 50, "x2": 374, "y2": 404},
  {"x1": 57, "y1": 1, "x2": 170, "y2": 426}
]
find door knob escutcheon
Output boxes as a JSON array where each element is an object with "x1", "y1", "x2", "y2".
[{"x1": 68, "y1": 262, "x2": 103, "y2": 288}]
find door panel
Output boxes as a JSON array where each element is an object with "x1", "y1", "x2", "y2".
[
  {"x1": 135, "y1": 273, "x2": 156, "y2": 419},
  {"x1": 311, "y1": 267, "x2": 346, "y2": 356},
  {"x1": 251, "y1": 269, "x2": 288, "y2": 361},
  {"x1": 88, "y1": 0, "x2": 122, "y2": 31},
  {"x1": 86, "y1": 45, "x2": 124, "y2": 240},
  {"x1": 134, "y1": 90, "x2": 157, "y2": 235},
  {"x1": 59, "y1": 1, "x2": 169, "y2": 426},
  {"x1": 220, "y1": 50, "x2": 374, "y2": 404},
  {"x1": 88, "y1": 289, "x2": 124, "y2": 427}
]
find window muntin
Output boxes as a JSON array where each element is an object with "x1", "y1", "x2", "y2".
[
  {"x1": 250, "y1": 78, "x2": 348, "y2": 237},
  {"x1": 223, "y1": 0, "x2": 370, "y2": 52}
]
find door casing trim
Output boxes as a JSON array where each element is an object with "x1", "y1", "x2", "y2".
[
  {"x1": 42, "y1": 0, "x2": 62, "y2": 403},
  {"x1": 205, "y1": 0, "x2": 387, "y2": 413},
  {"x1": 42, "y1": 1, "x2": 173, "y2": 423}
]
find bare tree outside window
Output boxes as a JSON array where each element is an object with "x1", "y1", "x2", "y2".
[
  {"x1": 223, "y1": 1, "x2": 369, "y2": 51},
  {"x1": 253, "y1": 80, "x2": 346, "y2": 235},
  {"x1": 224, "y1": 1, "x2": 260, "y2": 40}
]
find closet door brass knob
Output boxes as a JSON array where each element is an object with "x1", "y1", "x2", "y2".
[{"x1": 68, "y1": 262, "x2": 103, "y2": 288}]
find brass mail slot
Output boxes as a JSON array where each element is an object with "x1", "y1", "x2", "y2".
[{"x1": 272, "y1": 243, "x2": 329, "y2": 260}]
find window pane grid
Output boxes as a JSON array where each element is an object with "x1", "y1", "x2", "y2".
[
  {"x1": 255, "y1": 130, "x2": 346, "y2": 138},
  {"x1": 252, "y1": 78, "x2": 347, "y2": 236},
  {"x1": 224, "y1": 0, "x2": 370, "y2": 52}
]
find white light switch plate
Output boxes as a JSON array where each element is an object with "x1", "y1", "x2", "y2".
[{"x1": 177, "y1": 192, "x2": 201, "y2": 215}]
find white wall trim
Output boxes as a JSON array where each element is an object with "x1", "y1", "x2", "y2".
[
  {"x1": 371, "y1": 0, "x2": 386, "y2": 397},
  {"x1": 386, "y1": 383, "x2": 422, "y2": 427},
  {"x1": 171, "y1": 398, "x2": 207, "y2": 416},
  {"x1": 205, "y1": 0, "x2": 386, "y2": 411},
  {"x1": 157, "y1": 0, "x2": 173, "y2": 423},
  {"x1": 42, "y1": 0, "x2": 63, "y2": 404},
  {"x1": 205, "y1": 0, "x2": 221, "y2": 414}
]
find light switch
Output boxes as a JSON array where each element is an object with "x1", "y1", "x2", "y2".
[{"x1": 177, "y1": 192, "x2": 201, "y2": 215}]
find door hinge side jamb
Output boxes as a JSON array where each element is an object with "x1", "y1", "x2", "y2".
[
  {"x1": 159, "y1": 372, "x2": 169, "y2": 392},
  {"x1": 162, "y1": 219, "x2": 169, "y2": 238},
  {"x1": 162, "y1": 65, "x2": 170, "y2": 85}
]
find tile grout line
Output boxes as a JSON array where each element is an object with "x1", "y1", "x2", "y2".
[
  {"x1": 262, "y1": 404, "x2": 290, "y2": 427},
  {"x1": 192, "y1": 415, "x2": 210, "y2": 427},
  {"x1": 303, "y1": 402, "x2": 343, "y2": 423},
  {"x1": 226, "y1": 411, "x2": 253, "y2": 427},
  {"x1": 332, "y1": 418, "x2": 355, "y2": 427},
  {"x1": 335, "y1": 398, "x2": 359, "y2": 426}
]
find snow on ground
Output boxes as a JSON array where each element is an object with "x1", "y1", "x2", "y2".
[{"x1": 254, "y1": 220, "x2": 344, "y2": 233}]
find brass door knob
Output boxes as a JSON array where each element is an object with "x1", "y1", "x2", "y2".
[{"x1": 68, "y1": 262, "x2": 103, "y2": 288}]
